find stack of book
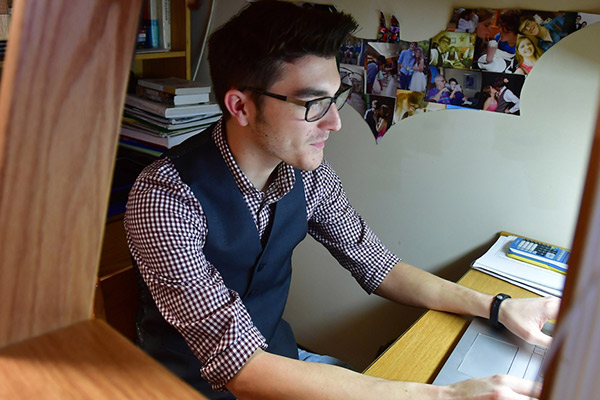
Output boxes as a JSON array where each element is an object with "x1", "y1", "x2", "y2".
[{"x1": 121, "y1": 76, "x2": 222, "y2": 150}]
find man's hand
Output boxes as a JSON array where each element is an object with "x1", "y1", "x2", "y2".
[
  {"x1": 445, "y1": 375, "x2": 542, "y2": 400},
  {"x1": 499, "y1": 296, "x2": 560, "y2": 347}
]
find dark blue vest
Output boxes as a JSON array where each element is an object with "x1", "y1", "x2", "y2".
[{"x1": 134, "y1": 126, "x2": 307, "y2": 399}]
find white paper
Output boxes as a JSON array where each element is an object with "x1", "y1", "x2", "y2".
[{"x1": 471, "y1": 235, "x2": 565, "y2": 298}]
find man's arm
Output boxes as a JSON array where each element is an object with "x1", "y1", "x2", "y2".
[
  {"x1": 375, "y1": 261, "x2": 559, "y2": 347},
  {"x1": 504, "y1": 88, "x2": 521, "y2": 114},
  {"x1": 226, "y1": 348, "x2": 541, "y2": 400},
  {"x1": 125, "y1": 157, "x2": 267, "y2": 389}
]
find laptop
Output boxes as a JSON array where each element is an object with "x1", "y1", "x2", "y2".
[{"x1": 432, "y1": 317, "x2": 553, "y2": 385}]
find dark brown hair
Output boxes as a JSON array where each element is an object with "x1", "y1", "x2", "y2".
[{"x1": 208, "y1": 0, "x2": 358, "y2": 117}]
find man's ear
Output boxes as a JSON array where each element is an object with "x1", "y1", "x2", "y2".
[{"x1": 224, "y1": 89, "x2": 252, "y2": 126}]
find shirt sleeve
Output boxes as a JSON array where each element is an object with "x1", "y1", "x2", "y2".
[
  {"x1": 304, "y1": 161, "x2": 400, "y2": 294},
  {"x1": 505, "y1": 88, "x2": 521, "y2": 113},
  {"x1": 124, "y1": 158, "x2": 267, "y2": 391}
]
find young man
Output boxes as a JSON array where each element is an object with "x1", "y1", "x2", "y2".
[
  {"x1": 125, "y1": 1, "x2": 558, "y2": 399},
  {"x1": 492, "y1": 77, "x2": 521, "y2": 114},
  {"x1": 397, "y1": 42, "x2": 416, "y2": 90},
  {"x1": 448, "y1": 77, "x2": 465, "y2": 106}
]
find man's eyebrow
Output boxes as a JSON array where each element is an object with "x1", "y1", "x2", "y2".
[{"x1": 291, "y1": 83, "x2": 342, "y2": 99}]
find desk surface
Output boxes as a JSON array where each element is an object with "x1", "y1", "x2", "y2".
[{"x1": 363, "y1": 269, "x2": 540, "y2": 383}]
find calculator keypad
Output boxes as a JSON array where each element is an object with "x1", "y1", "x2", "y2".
[{"x1": 517, "y1": 240, "x2": 559, "y2": 260}]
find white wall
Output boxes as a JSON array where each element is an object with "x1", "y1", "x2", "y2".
[
  {"x1": 284, "y1": 1, "x2": 600, "y2": 370},
  {"x1": 191, "y1": 0, "x2": 600, "y2": 370}
]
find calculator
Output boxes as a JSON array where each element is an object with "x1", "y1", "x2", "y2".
[{"x1": 507, "y1": 237, "x2": 569, "y2": 274}]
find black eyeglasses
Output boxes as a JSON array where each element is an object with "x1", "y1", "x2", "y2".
[{"x1": 243, "y1": 83, "x2": 352, "y2": 122}]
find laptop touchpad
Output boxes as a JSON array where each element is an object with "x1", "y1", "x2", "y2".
[{"x1": 458, "y1": 333, "x2": 519, "y2": 378}]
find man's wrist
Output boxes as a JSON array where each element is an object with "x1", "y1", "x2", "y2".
[{"x1": 490, "y1": 293, "x2": 511, "y2": 328}]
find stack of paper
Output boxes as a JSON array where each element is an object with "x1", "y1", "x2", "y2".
[{"x1": 472, "y1": 234, "x2": 565, "y2": 297}]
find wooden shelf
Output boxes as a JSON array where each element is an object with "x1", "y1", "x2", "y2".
[
  {"x1": 0, "y1": 320, "x2": 206, "y2": 399},
  {"x1": 135, "y1": 50, "x2": 187, "y2": 60},
  {"x1": 132, "y1": 0, "x2": 190, "y2": 79}
]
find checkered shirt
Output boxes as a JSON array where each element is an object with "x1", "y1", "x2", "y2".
[{"x1": 124, "y1": 119, "x2": 399, "y2": 391}]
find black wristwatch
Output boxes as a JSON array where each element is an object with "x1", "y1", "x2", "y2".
[{"x1": 490, "y1": 293, "x2": 511, "y2": 329}]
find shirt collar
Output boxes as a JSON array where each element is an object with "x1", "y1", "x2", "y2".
[{"x1": 212, "y1": 119, "x2": 297, "y2": 202}]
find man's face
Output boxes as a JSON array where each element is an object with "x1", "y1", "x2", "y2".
[
  {"x1": 449, "y1": 80, "x2": 457, "y2": 90},
  {"x1": 409, "y1": 43, "x2": 416, "y2": 51},
  {"x1": 249, "y1": 55, "x2": 343, "y2": 171},
  {"x1": 435, "y1": 76, "x2": 446, "y2": 89},
  {"x1": 439, "y1": 39, "x2": 450, "y2": 51},
  {"x1": 520, "y1": 19, "x2": 540, "y2": 36}
]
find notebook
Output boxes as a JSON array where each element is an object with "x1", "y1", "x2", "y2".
[{"x1": 432, "y1": 317, "x2": 552, "y2": 385}]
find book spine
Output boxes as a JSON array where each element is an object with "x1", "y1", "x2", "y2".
[
  {"x1": 136, "y1": 86, "x2": 177, "y2": 106},
  {"x1": 126, "y1": 94, "x2": 168, "y2": 117},
  {"x1": 145, "y1": 0, "x2": 160, "y2": 48},
  {"x1": 121, "y1": 126, "x2": 168, "y2": 148},
  {"x1": 160, "y1": 0, "x2": 171, "y2": 50}
]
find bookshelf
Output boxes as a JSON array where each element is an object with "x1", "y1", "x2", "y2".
[{"x1": 133, "y1": 0, "x2": 191, "y2": 80}]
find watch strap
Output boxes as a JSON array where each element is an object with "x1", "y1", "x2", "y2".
[{"x1": 490, "y1": 293, "x2": 511, "y2": 328}]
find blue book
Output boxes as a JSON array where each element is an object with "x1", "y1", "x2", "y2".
[{"x1": 145, "y1": 0, "x2": 160, "y2": 48}]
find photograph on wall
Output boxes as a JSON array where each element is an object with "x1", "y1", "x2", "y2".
[
  {"x1": 364, "y1": 94, "x2": 395, "y2": 143},
  {"x1": 447, "y1": 8, "x2": 478, "y2": 33},
  {"x1": 511, "y1": 34, "x2": 542, "y2": 75},
  {"x1": 423, "y1": 67, "x2": 469, "y2": 107},
  {"x1": 429, "y1": 31, "x2": 476, "y2": 72},
  {"x1": 396, "y1": 40, "x2": 431, "y2": 93},
  {"x1": 439, "y1": 68, "x2": 483, "y2": 109},
  {"x1": 340, "y1": 35, "x2": 366, "y2": 66},
  {"x1": 518, "y1": 10, "x2": 577, "y2": 53},
  {"x1": 472, "y1": 9, "x2": 521, "y2": 74},
  {"x1": 364, "y1": 41, "x2": 400, "y2": 97},
  {"x1": 339, "y1": 37, "x2": 368, "y2": 117},
  {"x1": 470, "y1": 9, "x2": 500, "y2": 69},
  {"x1": 394, "y1": 90, "x2": 427, "y2": 122},
  {"x1": 340, "y1": 63, "x2": 366, "y2": 117},
  {"x1": 479, "y1": 72, "x2": 525, "y2": 115},
  {"x1": 575, "y1": 13, "x2": 600, "y2": 30}
]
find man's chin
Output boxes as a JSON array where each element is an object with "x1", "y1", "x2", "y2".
[{"x1": 294, "y1": 155, "x2": 324, "y2": 172}]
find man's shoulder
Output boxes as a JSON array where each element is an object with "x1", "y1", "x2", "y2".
[{"x1": 131, "y1": 157, "x2": 182, "y2": 191}]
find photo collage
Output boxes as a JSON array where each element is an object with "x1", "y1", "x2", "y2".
[{"x1": 339, "y1": 9, "x2": 599, "y2": 143}]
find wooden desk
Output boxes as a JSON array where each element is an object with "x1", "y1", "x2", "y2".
[{"x1": 363, "y1": 269, "x2": 540, "y2": 383}]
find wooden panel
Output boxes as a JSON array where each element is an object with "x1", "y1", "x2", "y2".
[
  {"x1": 0, "y1": 0, "x2": 140, "y2": 347},
  {"x1": 0, "y1": 319, "x2": 205, "y2": 399}
]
